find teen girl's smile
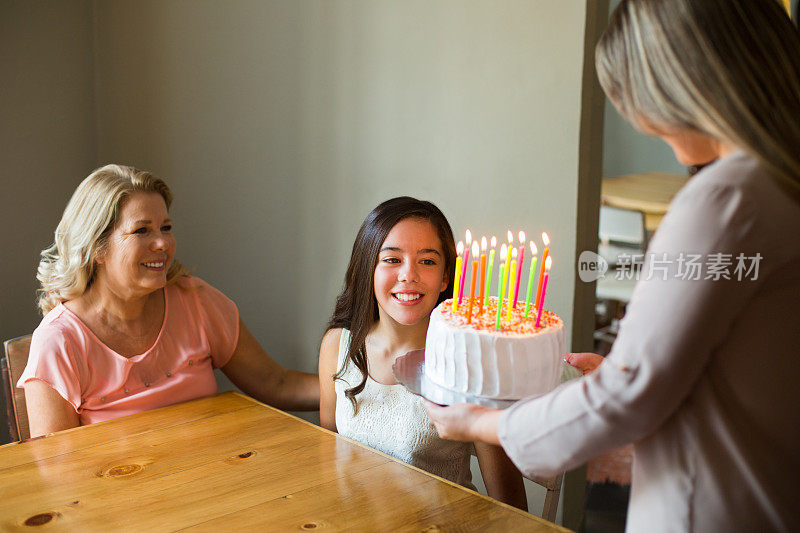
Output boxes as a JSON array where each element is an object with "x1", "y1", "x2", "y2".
[{"x1": 374, "y1": 218, "x2": 448, "y2": 326}]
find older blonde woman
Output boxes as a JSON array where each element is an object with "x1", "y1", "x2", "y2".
[
  {"x1": 426, "y1": 0, "x2": 800, "y2": 531},
  {"x1": 19, "y1": 165, "x2": 318, "y2": 437}
]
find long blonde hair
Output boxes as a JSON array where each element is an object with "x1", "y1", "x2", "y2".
[
  {"x1": 596, "y1": 0, "x2": 800, "y2": 199},
  {"x1": 37, "y1": 164, "x2": 190, "y2": 314}
]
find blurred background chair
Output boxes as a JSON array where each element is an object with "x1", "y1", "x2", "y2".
[
  {"x1": 597, "y1": 204, "x2": 646, "y2": 267},
  {"x1": 595, "y1": 205, "x2": 646, "y2": 353},
  {"x1": 2, "y1": 335, "x2": 32, "y2": 442}
]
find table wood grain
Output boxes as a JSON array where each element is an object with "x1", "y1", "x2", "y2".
[
  {"x1": 601, "y1": 172, "x2": 688, "y2": 231},
  {"x1": 0, "y1": 392, "x2": 569, "y2": 532}
]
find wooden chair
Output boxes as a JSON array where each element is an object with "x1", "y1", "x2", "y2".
[
  {"x1": 531, "y1": 473, "x2": 563, "y2": 523},
  {"x1": 2, "y1": 335, "x2": 32, "y2": 441}
]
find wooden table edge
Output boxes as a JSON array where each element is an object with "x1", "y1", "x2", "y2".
[
  {"x1": 230, "y1": 392, "x2": 569, "y2": 529},
  {"x1": 0, "y1": 391, "x2": 257, "y2": 453},
  {"x1": 1, "y1": 391, "x2": 569, "y2": 531}
]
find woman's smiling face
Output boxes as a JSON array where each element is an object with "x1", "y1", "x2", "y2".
[
  {"x1": 373, "y1": 217, "x2": 448, "y2": 327},
  {"x1": 95, "y1": 192, "x2": 176, "y2": 298}
]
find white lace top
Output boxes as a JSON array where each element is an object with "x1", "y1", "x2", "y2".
[{"x1": 334, "y1": 329, "x2": 475, "y2": 489}]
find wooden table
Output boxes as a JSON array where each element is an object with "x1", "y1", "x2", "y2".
[
  {"x1": 601, "y1": 172, "x2": 688, "y2": 231},
  {"x1": 0, "y1": 392, "x2": 568, "y2": 532}
]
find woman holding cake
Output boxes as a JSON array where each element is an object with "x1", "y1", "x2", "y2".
[
  {"x1": 19, "y1": 164, "x2": 319, "y2": 437},
  {"x1": 426, "y1": 0, "x2": 800, "y2": 530},
  {"x1": 318, "y1": 197, "x2": 528, "y2": 510}
]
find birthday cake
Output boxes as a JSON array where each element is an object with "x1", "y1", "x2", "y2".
[{"x1": 424, "y1": 297, "x2": 565, "y2": 400}]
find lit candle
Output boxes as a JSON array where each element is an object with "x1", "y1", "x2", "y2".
[
  {"x1": 495, "y1": 244, "x2": 508, "y2": 329},
  {"x1": 534, "y1": 232, "x2": 550, "y2": 311},
  {"x1": 467, "y1": 241, "x2": 479, "y2": 323},
  {"x1": 452, "y1": 241, "x2": 463, "y2": 312},
  {"x1": 484, "y1": 235, "x2": 497, "y2": 306},
  {"x1": 478, "y1": 236, "x2": 487, "y2": 314},
  {"x1": 458, "y1": 229, "x2": 472, "y2": 305},
  {"x1": 507, "y1": 247, "x2": 518, "y2": 320},
  {"x1": 524, "y1": 241, "x2": 538, "y2": 318},
  {"x1": 503, "y1": 230, "x2": 513, "y2": 301},
  {"x1": 513, "y1": 230, "x2": 526, "y2": 308},
  {"x1": 500, "y1": 236, "x2": 512, "y2": 323},
  {"x1": 535, "y1": 256, "x2": 552, "y2": 328}
]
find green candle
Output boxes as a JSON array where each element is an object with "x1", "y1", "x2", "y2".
[
  {"x1": 495, "y1": 261, "x2": 506, "y2": 329},
  {"x1": 484, "y1": 248, "x2": 495, "y2": 306},
  {"x1": 495, "y1": 244, "x2": 508, "y2": 329},
  {"x1": 524, "y1": 256, "x2": 538, "y2": 318}
]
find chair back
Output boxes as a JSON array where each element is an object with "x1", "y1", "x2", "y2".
[
  {"x1": 598, "y1": 205, "x2": 647, "y2": 267},
  {"x1": 2, "y1": 335, "x2": 32, "y2": 441},
  {"x1": 530, "y1": 473, "x2": 563, "y2": 523}
]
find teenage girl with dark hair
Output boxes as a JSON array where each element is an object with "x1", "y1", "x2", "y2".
[{"x1": 319, "y1": 196, "x2": 527, "y2": 509}]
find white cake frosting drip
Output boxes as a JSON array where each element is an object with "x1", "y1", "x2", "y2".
[{"x1": 424, "y1": 303, "x2": 565, "y2": 399}]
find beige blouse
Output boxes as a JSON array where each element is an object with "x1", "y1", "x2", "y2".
[{"x1": 499, "y1": 152, "x2": 800, "y2": 532}]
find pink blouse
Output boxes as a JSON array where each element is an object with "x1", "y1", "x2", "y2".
[{"x1": 18, "y1": 277, "x2": 239, "y2": 426}]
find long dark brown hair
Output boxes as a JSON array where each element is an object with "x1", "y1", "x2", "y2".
[{"x1": 326, "y1": 197, "x2": 456, "y2": 411}]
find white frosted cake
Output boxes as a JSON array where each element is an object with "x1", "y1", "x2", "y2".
[{"x1": 424, "y1": 297, "x2": 565, "y2": 400}]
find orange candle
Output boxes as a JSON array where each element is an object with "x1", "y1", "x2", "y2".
[{"x1": 467, "y1": 242, "x2": 479, "y2": 323}]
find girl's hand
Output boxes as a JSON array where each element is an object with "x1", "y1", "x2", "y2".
[
  {"x1": 423, "y1": 400, "x2": 502, "y2": 445},
  {"x1": 565, "y1": 352, "x2": 604, "y2": 375}
]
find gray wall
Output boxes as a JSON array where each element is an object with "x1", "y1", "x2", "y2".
[
  {"x1": 0, "y1": 0, "x2": 97, "y2": 442},
  {"x1": 91, "y1": 0, "x2": 594, "y2": 372},
  {"x1": 602, "y1": 0, "x2": 684, "y2": 177},
  {"x1": 2, "y1": 1, "x2": 603, "y2": 525}
]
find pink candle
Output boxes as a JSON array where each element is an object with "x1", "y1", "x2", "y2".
[
  {"x1": 478, "y1": 236, "x2": 487, "y2": 314},
  {"x1": 534, "y1": 232, "x2": 550, "y2": 310},
  {"x1": 458, "y1": 229, "x2": 471, "y2": 305},
  {"x1": 512, "y1": 230, "x2": 526, "y2": 308},
  {"x1": 534, "y1": 257, "x2": 552, "y2": 328}
]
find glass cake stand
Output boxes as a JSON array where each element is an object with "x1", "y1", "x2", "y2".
[{"x1": 392, "y1": 349, "x2": 517, "y2": 409}]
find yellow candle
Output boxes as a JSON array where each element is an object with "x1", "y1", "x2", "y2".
[
  {"x1": 501, "y1": 245, "x2": 511, "y2": 319},
  {"x1": 507, "y1": 257, "x2": 517, "y2": 321},
  {"x1": 452, "y1": 241, "x2": 464, "y2": 312}
]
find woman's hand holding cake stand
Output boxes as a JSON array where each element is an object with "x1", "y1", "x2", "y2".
[{"x1": 423, "y1": 352, "x2": 599, "y2": 442}]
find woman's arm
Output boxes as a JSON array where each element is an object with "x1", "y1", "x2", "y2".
[
  {"x1": 221, "y1": 318, "x2": 319, "y2": 411},
  {"x1": 318, "y1": 328, "x2": 341, "y2": 432},
  {"x1": 425, "y1": 401, "x2": 501, "y2": 444},
  {"x1": 24, "y1": 380, "x2": 80, "y2": 438},
  {"x1": 475, "y1": 442, "x2": 528, "y2": 511}
]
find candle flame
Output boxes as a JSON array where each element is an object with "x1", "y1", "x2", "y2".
[
  {"x1": 490, "y1": 235, "x2": 497, "y2": 247},
  {"x1": 500, "y1": 243, "x2": 508, "y2": 260},
  {"x1": 471, "y1": 241, "x2": 479, "y2": 257},
  {"x1": 545, "y1": 256, "x2": 552, "y2": 270},
  {"x1": 530, "y1": 241, "x2": 537, "y2": 255},
  {"x1": 465, "y1": 229, "x2": 472, "y2": 245},
  {"x1": 507, "y1": 230, "x2": 513, "y2": 244},
  {"x1": 512, "y1": 247, "x2": 518, "y2": 259},
  {"x1": 518, "y1": 230, "x2": 526, "y2": 243},
  {"x1": 481, "y1": 236, "x2": 487, "y2": 251},
  {"x1": 542, "y1": 232, "x2": 550, "y2": 246},
  {"x1": 457, "y1": 241, "x2": 464, "y2": 255}
]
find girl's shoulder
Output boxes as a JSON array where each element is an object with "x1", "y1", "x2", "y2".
[
  {"x1": 319, "y1": 328, "x2": 346, "y2": 376},
  {"x1": 321, "y1": 327, "x2": 346, "y2": 352}
]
